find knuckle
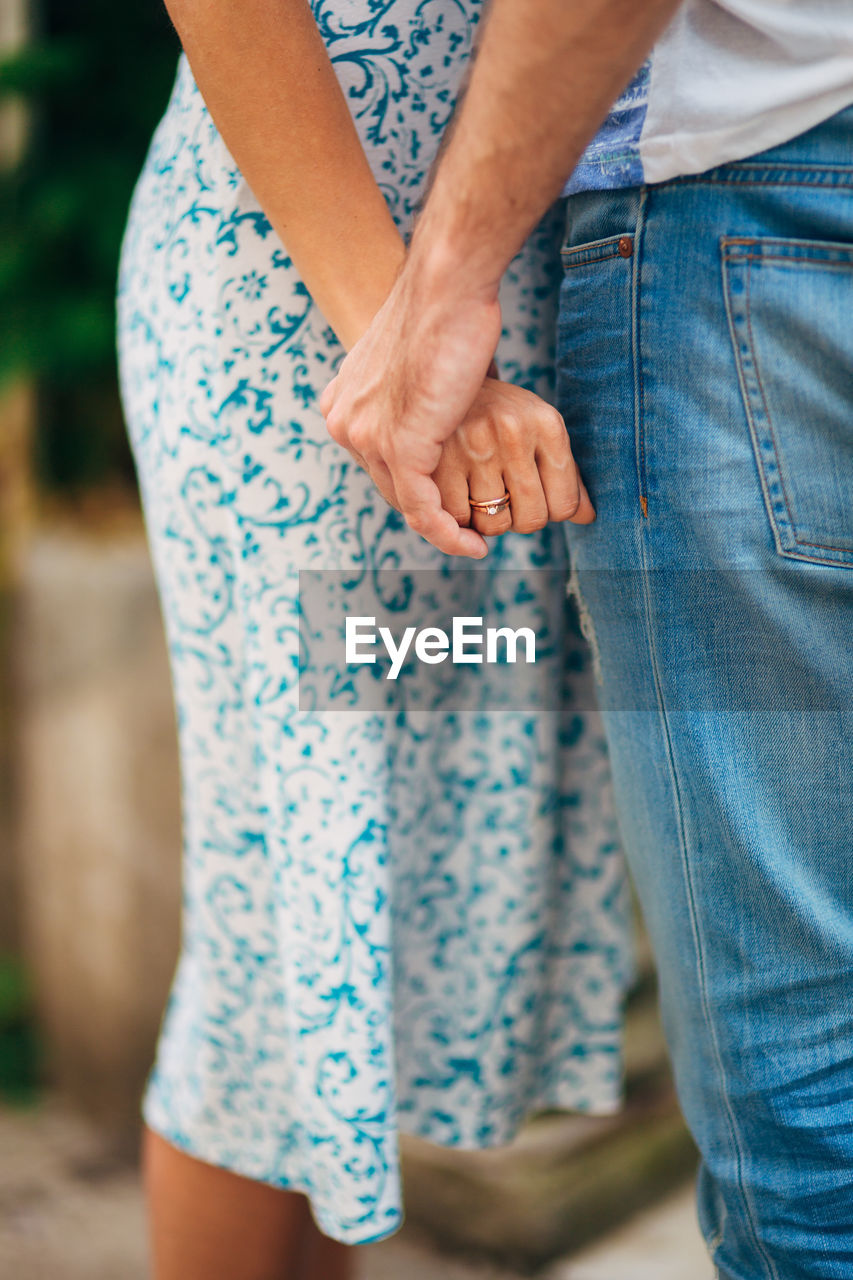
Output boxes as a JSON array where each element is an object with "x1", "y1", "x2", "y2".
[
  {"x1": 502, "y1": 422, "x2": 531, "y2": 459},
  {"x1": 463, "y1": 417, "x2": 497, "y2": 460},
  {"x1": 541, "y1": 407, "x2": 567, "y2": 438},
  {"x1": 325, "y1": 407, "x2": 345, "y2": 442},
  {"x1": 498, "y1": 412, "x2": 525, "y2": 443},
  {"x1": 349, "y1": 422, "x2": 372, "y2": 456},
  {"x1": 541, "y1": 448, "x2": 572, "y2": 472},
  {"x1": 498, "y1": 409, "x2": 522, "y2": 433},
  {"x1": 513, "y1": 513, "x2": 548, "y2": 534},
  {"x1": 549, "y1": 490, "x2": 581, "y2": 521},
  {"x1": 511, "y1": 499, "x2": 549, "y2": 533}
]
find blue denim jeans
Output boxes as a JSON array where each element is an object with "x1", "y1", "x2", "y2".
[{"x1": 556, "y1": 105, "x2": 853, "y2": 1280}]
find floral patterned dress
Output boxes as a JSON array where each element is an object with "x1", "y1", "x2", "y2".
[{"x1": 116, "y1": 0, "x2": 634, "y2": 1245}]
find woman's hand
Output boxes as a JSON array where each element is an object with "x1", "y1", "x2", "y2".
[{"x1": 431, "y1": 377, "x2": 595, "y2": 550}]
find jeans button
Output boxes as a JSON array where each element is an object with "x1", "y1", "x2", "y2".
[{"x1": 618, "y1": 235, "x2": 634, "y2": 258}]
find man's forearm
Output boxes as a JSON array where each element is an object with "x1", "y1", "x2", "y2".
[
  {"x1": 411, "y1": 0, "x2": 681, "y2": 298},
  {"x1": 318, "y1": 0, "x2": 683, "y2": 557}
]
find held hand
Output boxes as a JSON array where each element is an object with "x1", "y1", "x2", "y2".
[
  {"x1": 433, "y1": 378, "x2": 595, "y2": 546},
  {"x1": 319, "y1": 269, "x2": 503, "y2": 558}
]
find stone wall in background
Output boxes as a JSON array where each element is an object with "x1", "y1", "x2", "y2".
[{"x1": 13, "y1": 522, "x2": 181, "y2": 1144}]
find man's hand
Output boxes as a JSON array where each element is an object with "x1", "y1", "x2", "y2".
[
  {"x1": 320, "y1": 0, "x2": 681, "y2": 556},
  {"x1": 320, "y1": 262, "x2": 503, "y2": 557},
  {"x1": 320, "y1": 280, "x2": 595, "y2": 556}
]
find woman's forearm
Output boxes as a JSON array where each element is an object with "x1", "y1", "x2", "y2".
[{"x1": 164, "y1": 0, "x2": 406, "y2": 349}]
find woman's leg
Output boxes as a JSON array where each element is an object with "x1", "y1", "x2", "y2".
[
  {"x1": 143, "y1": 1125, "x2": 352, "y2": 1280},
  {"x1": 299, "y1": 1219, "x2": 355, "y2": 1280}
]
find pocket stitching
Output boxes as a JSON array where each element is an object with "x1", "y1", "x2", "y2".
[
  {"x1": 722, "y1": 235, "x2": 853, "y2": 566},
  {"x1": 560, "y1": 233, "x2": 633, "y2": 270},
  {"x1": 744, "y1": 258, "x2": 801, "y2": 546},
  {"x1": 723, "y1": 235, "x2": 853, "y2": 265},
  {"x1": 747, "y1": 259, "x2": 853, "y2": 555},
  {"x1": 561, "y1": 248, "x2": 621, "y2": 270},
  {"x1": 723, "y1": 245, "x2": 793, "y2": 558}
]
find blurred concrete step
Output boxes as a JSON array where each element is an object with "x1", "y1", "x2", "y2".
[
  {"x1": 360, "y1": 1232, "x2": 520, "y2": 1280},
  {"x1": 542, "y1": 1181, "x2": 711, "y2": 1280},
  {"x1": 399, "y1": 974, "x2": 698, "y2": 1272},
  {"x1": 0, "y1": 1099, "x2": 147, "y2": 1280},
  {"x1": 359, "y1": 1181, "x2": 712, "y2": 1280},
  {"x1": 0, "y1": 1099, "x2": 705, "y2": 1280}
]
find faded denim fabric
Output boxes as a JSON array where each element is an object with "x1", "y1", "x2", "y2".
[
  {"x1": 557, "y1": 105, "x2": 853, "y2": 1280},
  {"x1": 563, "y1": 59, "x2": 650, "y2": 197}
]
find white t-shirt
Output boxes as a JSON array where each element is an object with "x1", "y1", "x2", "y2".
[{"x1": 564, "y1": 0, "x2": 853, "y2": 195}]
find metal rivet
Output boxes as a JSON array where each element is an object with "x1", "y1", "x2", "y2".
[{"x1": 618, "y1": 236, "x2": 634, "y2": 258}]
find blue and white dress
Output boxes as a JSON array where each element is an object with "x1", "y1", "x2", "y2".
[{"x1": 116, "y1": 0, "x2": 634, "y2": 1245}]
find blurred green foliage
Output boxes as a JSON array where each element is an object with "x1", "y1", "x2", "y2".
[
  {"x1": 1, "y1": 2, "x2": 179, "y2": 488},
  {"x1": 0, "y1": 956, "x2": 40, "y2": 1104}
]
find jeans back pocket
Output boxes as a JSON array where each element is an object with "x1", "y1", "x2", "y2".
[{"x1": 722, "y1": 236, "x2": 853, "y2": 568}]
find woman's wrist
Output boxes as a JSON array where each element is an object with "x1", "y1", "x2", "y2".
[{"x1": 288, "y1": 218, "x2": 406, "y2": 352}]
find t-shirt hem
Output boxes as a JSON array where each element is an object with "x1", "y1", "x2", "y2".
[{"x1": 640, "y1": 87, "x2": 853, "y2": 186}]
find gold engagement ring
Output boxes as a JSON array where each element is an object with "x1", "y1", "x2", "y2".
[{"x1": 468, "y1": 491, "x2": 511, "y2": 516}]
